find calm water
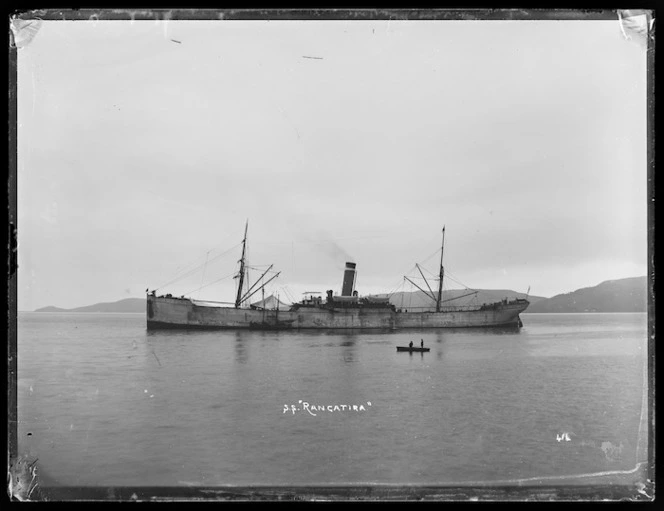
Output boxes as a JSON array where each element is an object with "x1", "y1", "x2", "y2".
[{"x1": 16, "y1": 312, "x2": 648, "y2": 487}]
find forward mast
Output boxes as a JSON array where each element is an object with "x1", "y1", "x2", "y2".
[
  {"x1": 234, "y1": 220, "x2": 249, "y2": 308},
  {"x1": 436, "y1": 226, "x2": 445, "y2": 313},
  {"x1": 234, "y1": 221, "x2": 281, "y2": 309}
]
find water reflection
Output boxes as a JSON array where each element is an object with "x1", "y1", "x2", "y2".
[
  {"x1": 435, "y1": 331, "x2": 445, "y2": 360},
  {"x1": 340, "y1": 334, "x2": 356, "y2": 363},
  {"x1": 145, "y1": 328, "x2": 180, "y2": 339},
  {"x1": 234, "y1": 331, "x2": 248, "y2": 364},
  {"x1": 406, "y1": 351, "x2": 426, "y2": 360},
  {"x1": 141, "y1": 331, "x2": 165, "y2": 368}
]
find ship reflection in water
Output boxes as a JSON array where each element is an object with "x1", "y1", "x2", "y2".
[{"x1": 234, "y1": 332, "x2": 248, "y2": 365}]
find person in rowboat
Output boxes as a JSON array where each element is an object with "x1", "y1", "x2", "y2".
[
  {"x1": 409, "y1": 341, "x2": 413, "y2": 349},
  {"x1": 421, "y1": 339, "x2": 424, "y2": 349}
]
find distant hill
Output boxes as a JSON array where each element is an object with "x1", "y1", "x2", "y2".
[
  {"x1": 35, "y1": 298, "x2": 145, "y2": 313},
  {"x1": 526, "y1": 276, "x2": 647, "y2": 313}
]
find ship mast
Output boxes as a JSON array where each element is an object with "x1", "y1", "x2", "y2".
[
  {"x1": 235, "y1": 220, "x2": 249, "y2": 308},
  {"x1": 436, "y1": 226, "x2": 445, "y2": 313}
]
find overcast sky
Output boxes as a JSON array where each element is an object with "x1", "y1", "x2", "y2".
[{"x1": 16, "y1": 18, "x2": 648, "y2": 310}]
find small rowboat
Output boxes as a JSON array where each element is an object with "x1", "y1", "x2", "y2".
[{"x1": 396, "y1": 346, "x2": 430, "y2": 352}]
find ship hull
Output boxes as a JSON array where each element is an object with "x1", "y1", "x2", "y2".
[{"x1": 147, "y1": 295, "x2": 528, "y2": 330}]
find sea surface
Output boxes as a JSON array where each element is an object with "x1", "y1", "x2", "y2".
[{"x1": 16, "y1": 312, "x2": 649, "y2": 488}]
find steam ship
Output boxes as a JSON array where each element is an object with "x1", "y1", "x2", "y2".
[{"x1": 146, "y1": 223, "x2": 529, "y2": 330}]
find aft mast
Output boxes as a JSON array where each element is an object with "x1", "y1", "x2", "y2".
[
  {"x1": 235, "y1": 220, "x2": 249, "y2": 308},
  {"x1": 436, "y1": 226, "x2": 445, "y2": 312}
]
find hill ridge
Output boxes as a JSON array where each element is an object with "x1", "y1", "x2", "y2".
[
  {"x1": 526, "y1": 276, "x2": 647, "y2": 313},
  {"x1": 35, "y1": 297, "x2": 146, "y2": 313}
]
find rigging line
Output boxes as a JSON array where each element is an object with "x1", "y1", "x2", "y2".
[
  {"x1": 406, "y1": 275, "x2": 431, "y2": 281},
  {"x1": 195, "y1": 228, "x2": 246, "y2": 261},
  {"x1": 386, "y1": 278, "x2": 406, "y2": 298},
  {"x1": 183, "y1": 271, "x2": 237, "y2": 297},
  {"x1": 386, "y1": 278, "x2": 406, "y2": 297},
  {"x1": 402, "y1": 264, "x2": 470, "y2": 293},
  {"x1": 157, "y1": 260, "x2": 208, "y2": 290},
  {"x1": 399, "y1": 278, "x2": 414, "y2": 308},
  {"x1": 441, "y1": 264, "x2": 464, "y2": 281},
  {"x1": 168, "y1": 249, "x2": 221, "y2": 280},
  {"x1": 418, "y1": 260, "x2": 468, "y2": 289},
  {"x1": 242, "y1": 272, "x2": 281, "y2": 304},
  {"x1": 410, "y1": 265, "x2": 467, "y2": 289},
  {"x1": 156, "y1": 263, "x2": 212, "y2": 292},
  {"x1": 443, "y1": 269, "x2": 473, "y2": 290},
  {"x1": 399, "y1": 263, "x2": 419, "y2": 279},
  {"x1": 405, "y1": 268, "x2": 457, "y2": 287},
  {"x1": 169, "y1": 257, "x2": 207, "y2": 281},
  {"x1": 280, "y1": 286, "x2": 296, "y2": 304},
  {"x1": 396, "y1": 279, "x2": 408, "y2": 307},
  {"x1": 393, "y1": 250, "x2": 437, "y2": 285},
  {"x1": 245, "y1": 267, "x2": 279, "y2": 274},
  {"x1": 172, "y1": 248, "x2": 222, "y2": 278},
  {"x1": 416, "y1": 264, "x2": 437, "y2": 300},
  {"x1": 420, "y1": 246, "x2": 442, "y2": 266},
  {"x1": 276, "y1": 287, "x2": 288, "y2": 303},
  {"x1": 418, "y1": 266, "x2": 434, "y2": 277},
  {"x1": 240, "y1": 265, "x2": 274, "y2": 303},
  {"x1": 404, "y1": 276, "x2": 436, "y2": 302},
  {"x1": 252, "y1": 235, "x2": 392, "y2": 246},
  {"x1": 446, "y1": 276, "x2": 471, "y2": 290},
  {"x1": 283, "y1": 286, "x2": 298, "y2": 304},
  {"x1": 155, "y1": 242, "x2": 242, "y2": 291},
  {"x1": 419, "y1": 265, "x2": 442, "y2": 279},
  {"x1": 243, "y1": 246, "x2": 251, "y2": 298},
  {"x1": 198, "y1": 251, "x2": 211, "y2": 300},
  {"x1": 166, "y1": 234, "x2": 244, "y2": 281},
  {"x1": 394, "y1": 279, "x2": 405, "y2": 306}
]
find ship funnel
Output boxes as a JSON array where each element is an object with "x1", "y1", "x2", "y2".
[{"x1": 341, "y1": 262, "x2": 356, "y2": 296}]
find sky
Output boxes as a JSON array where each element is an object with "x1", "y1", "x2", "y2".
[{"x1": 15, "y1": 16, "x2": 649, "y2": 311}]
